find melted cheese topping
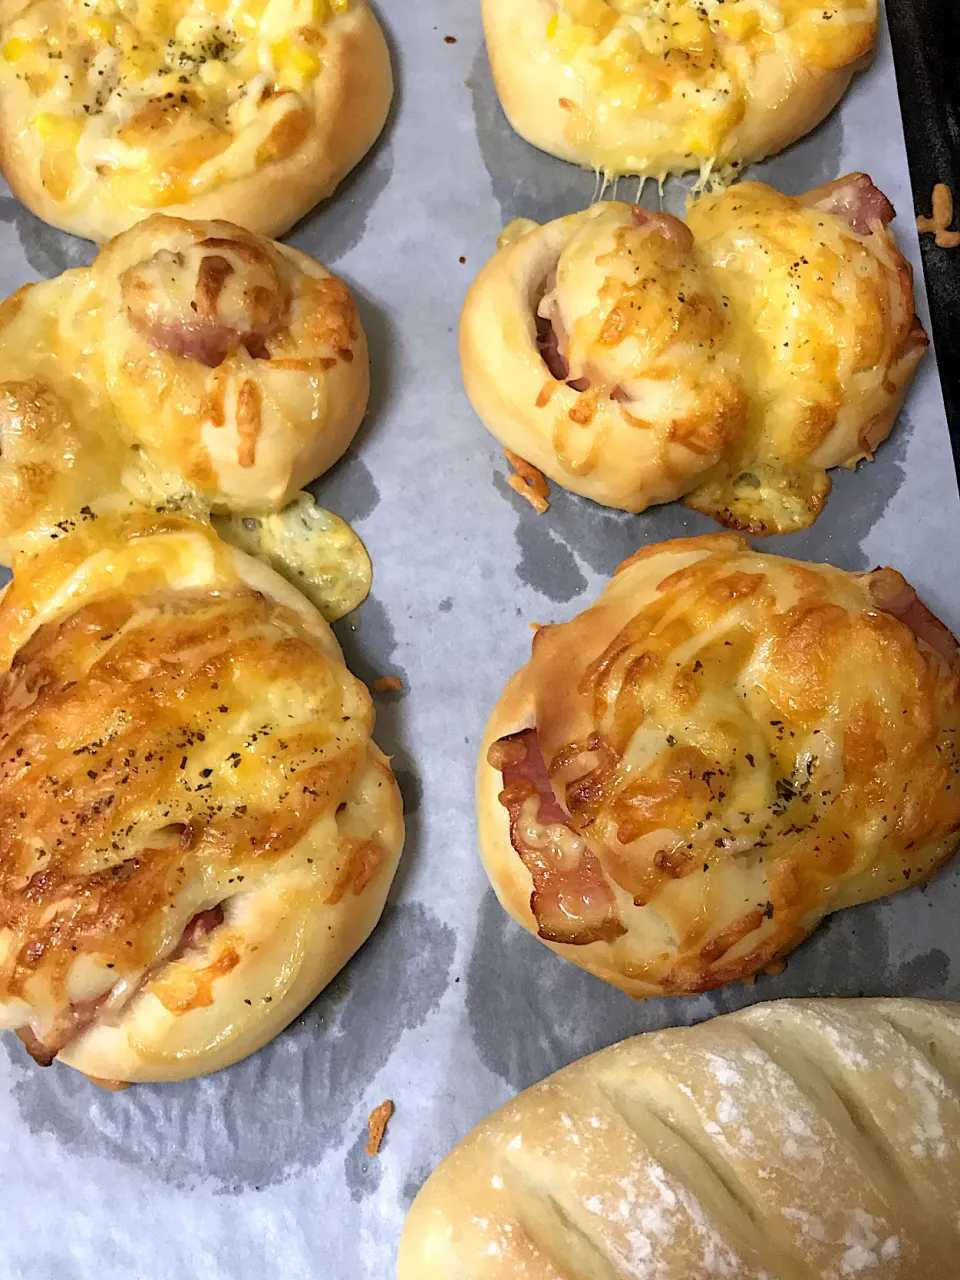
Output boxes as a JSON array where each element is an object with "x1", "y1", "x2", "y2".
[
  {"x1": 524, "y1": 536, "x2": 960, "y2": 989},
  {"x1": 0, "y1": 216, "x2": 366, "y2": 583},
  {"x1": 539, "y1": 203, "x2": 746, "y2": 476},
  {"x1": 487, "y1": 0, "x2": 876, "y2": 178},
  {"x1": 0, "y1": 0, "x2": 349, "y2": 208},
  {"x1": 475, "y1": 185, "x2": 923, "y2": 531},
  {"x1": 683, "y1": 182, "x2": 920, "y2": 532},
  {"x1": 0, "y1": 511, "x2": 374, "y2": 1045}
]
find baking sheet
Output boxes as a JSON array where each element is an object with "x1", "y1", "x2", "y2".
[{"x1": 1, "y1": 3, "x2": 959, "y2": 1277}]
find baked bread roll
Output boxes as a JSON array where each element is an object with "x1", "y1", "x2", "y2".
[
  {"x1": 0, "y1": 0, "x2": 391, "y2": 240},
  {"x1": 477, "y1": 534, "x2": 960, "y2": 997},
  {"x1": 399, "y1": 998, "x2": 960, "y2": 1279},
  {"x1": 482, "y1": 0, "x2": 876, "y2": 180},
  {"x1": 0, "y1": 510, "x2": 403, "y2": 1082},
  {"x1": 0, "y1": 214, "x2": 368, "y2": 555},
  {"x1": 460, "y1": 176, "x2": 927, "y2": 533}
]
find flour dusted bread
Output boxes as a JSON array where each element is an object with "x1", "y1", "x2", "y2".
[
  {"x1": 0, "y1": 0, "x2": 391, "y2": 240},
  {"x1": 477, "y1": 535, "x2": 960, "y2": 996},
  {"x1": 0, "y1": 215, "x2": 368, "y2": 553},
  {"x1": 0, "y1": 511, "x2": 403, "y2": 1082},
  {"x1": 399, "y1": 998, "x2": 960, "y2": 1279},
  {"x1": 460, "y1": 176, "x2": 926, "y2": 533},
  {"x1": 482, "y1": 0, "x2": 876, "y2": 180}
]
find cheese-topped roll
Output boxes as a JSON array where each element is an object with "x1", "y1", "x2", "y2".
[
  {"x1": 482, "y1": 0, "x2": 876, "y2": 180},
  {"x1": 0, "y1": 0, "x2": 391, "y2": 240},
  {"x1": 0, "y1": 511, "x2": 403, "y2": 1083},
  {"x1": 477, "y1": 534, "x2": 960, "y2": 997},
  {"x1": 0, "y1": 214, "x2": 367, "y2": 552},
  {"x1": 683, "y1": 176, "x2": 927, "y2": 532},
  {"x1": 460, "y1": 175, "x2": 926, "y2": 533}
]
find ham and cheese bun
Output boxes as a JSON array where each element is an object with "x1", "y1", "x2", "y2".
[
  {"x1": 0, "y1": 214, "x2": 367, "y2": 555},
  {"x1": 460, "y1": 175, "x2": 927, "y2": 534},
  {"x1": 477, "y1": 534, "x2": 960, "y2": 998},
  {"x1": 0, "y1": 0, "x2": 391, "y2": 240},
  {"x1": 482, "y1": 0, "x2": 876, "y2": 181},
  {"x1": 0, "y1": 511, "x2": 403, "y2": 1083}
]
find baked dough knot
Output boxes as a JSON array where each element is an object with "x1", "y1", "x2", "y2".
[
  {"x1": 0, "y1": 215, "x2": 368, "y2": 551},
  {"x1": 481, "y1": 535, "x2": 960, "y2": 995},
  {"x1": 460, "y1": 177, "x2": 927, "y2": 532}
]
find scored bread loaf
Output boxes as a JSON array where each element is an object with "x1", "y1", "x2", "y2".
[{"x1": 399, "y1": 999, "x2": 960, "y2": 1279}]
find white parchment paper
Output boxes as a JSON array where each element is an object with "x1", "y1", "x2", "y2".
[{"x1": 0, "y1": 3, "x2": 957, "y2": 1277}]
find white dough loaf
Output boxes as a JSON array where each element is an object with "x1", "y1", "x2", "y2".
[{"x1": 399, "y1": 999, "x2": 960, "y2": 1279}]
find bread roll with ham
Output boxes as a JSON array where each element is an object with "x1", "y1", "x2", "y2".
[
  {"x1": 477, "y1": 534, "x2": 960, "y2": 996},
  {"x1": 0, "y1": 214, "x2": 368, "y2": 558},
  {"x1": 460, "y1": 175, "x2": 927, "y2": 533},
  {"x1": 482, "y1": 0, "x2": 876, "y2": 181},
  {"x1": 399, "y1": 998, "x2": 960, "y2": 1279},
  {"x1": 0, "y1": 510, "x2": 403, "y2": 1082}
]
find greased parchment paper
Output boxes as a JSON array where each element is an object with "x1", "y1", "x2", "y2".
[{"x1": 0, "y1": 3, "x2": 957, "y2": 1277}]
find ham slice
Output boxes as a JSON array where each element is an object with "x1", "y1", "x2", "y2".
[
  {"x1": 14, "y1": 903, "x2": 226, "y2": 1065},
  {"x1": 630, "y1": 205, "x2": 695, "y2": 250},
  {"x1": 863, "y1": 568, "x2": 960, "y2": 664},
  {"x1": 800, "y1": 173, "x2": 896, "y2": 235},
  {"x1": 491, "y1": 729, "x2": 625, "y2": 946}
]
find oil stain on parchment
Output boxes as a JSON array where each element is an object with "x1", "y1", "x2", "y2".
[
  {"x1": 466, "y1": 866, "x2": 957, "y2": 1094},
  {"x1": 4, "y1": 902, "x2": 453, "y2": 1192},
  {"x1": 287, "y1": 7, "x2": 398, "y2": 265},
  {"x1": 0, "y1": 195, "x2": 96, "y2": 276},
  {"x1": 498, "y1": 397, "x2": 911, "y2": 604}
]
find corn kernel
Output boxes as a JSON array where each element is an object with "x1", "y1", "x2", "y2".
[
  {"x1": 84, "y1": 17, "x2": 114, "y2": 39},
  {"x1": 32, "y1": 113, "x2": 82, "y2": 147},
  {"x1": 3, "y1": 36, "x2": 30, "y2": 63},
  {"x1": 272, "y1": 39, "x2": 322, "y2": 79},
  {"x1": 717, "y1": 7, "x2": 760, "y2": 41}
]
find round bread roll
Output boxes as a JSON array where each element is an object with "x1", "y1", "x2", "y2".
[
  {"x1": 482, "y1": 0, "x2": 877, "y2": 180},
  {"x1": 0, "y1": 0, "x2": 391, "y2": 240},
  {"x1": 0, "y1": 214, "x2": 368, "y2": 551},
  {"x1": 0, "y1": 510, "x2": 403, "y2": 1082},
  {"x1": 461, "y1": 176, "x2": 927, "y2": 533},
  {"x1": 477, "y1": 534, "x2": 960, "y2": 997},
  {"x1": 399, "y1": 998, "x2": 960, "y2": 1279}
]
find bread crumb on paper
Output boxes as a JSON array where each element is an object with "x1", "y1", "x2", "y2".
[
  {"x1": 917, "y1": 183, "x2": 960, "y2": 248},
  {"x1": 374, "y1": 676, "x2": 403, "y2": 694},
  {"x1": 366, "y1": 1100, "x2": 394, "y2": 1156},
  {"x1": 505, "y1": 449, "x2": 550, "y2": 514}
]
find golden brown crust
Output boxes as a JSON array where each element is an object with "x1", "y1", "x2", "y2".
[
  {"x1": 482, "y1": 0, "x2": 875, "y2": 179},
  {"x1": 399, "y1": 998, "x2": 960, "y2": 1280},
  {"x1": 460, "y1": 180, "x2": 926, "y2": 530},
  {"x1": 0, "y1": 215, "x2": 368, "y2": 556},
  {"x1": 0, "y1": 0, "x2": 392, "y2": 240},
  {"x1": 477, "y1": 535, "x2": 960, "y2": 997},
  {"x1": 917, "y1": 183, "x2": 960, "y2": 249},
  {"x1": 0, "y1": 512, "x2": 404, "y2": 1081},
  {"x1": 365, "y1": 1099, "x2": 394, "y2": 1156}
]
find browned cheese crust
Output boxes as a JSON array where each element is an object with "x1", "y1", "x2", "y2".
[
  {"x1": 477, "y1": 534, "x2": 960, "y2": 997},
  {"x1": 0, "y1": 511, "x2": 403, "y2": 1081}
]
